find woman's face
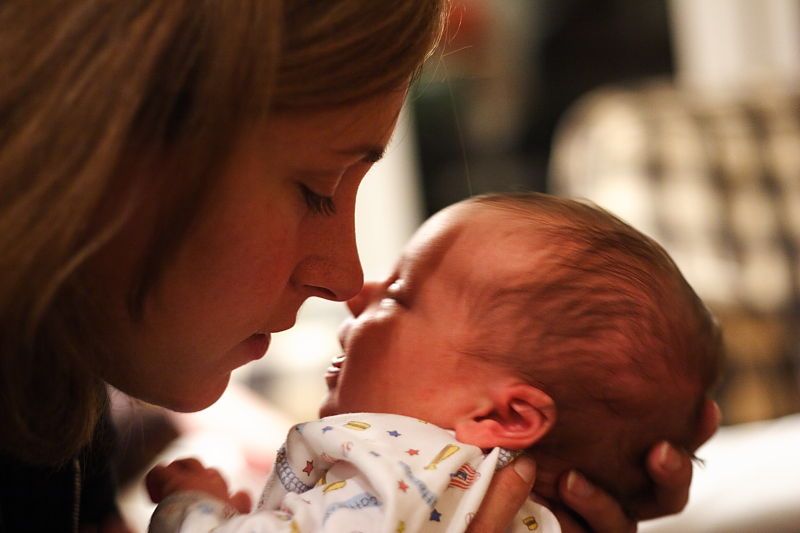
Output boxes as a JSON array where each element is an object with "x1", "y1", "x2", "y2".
[{"x1": 90, "y1": 89, "x2": 407, "y2": 411}]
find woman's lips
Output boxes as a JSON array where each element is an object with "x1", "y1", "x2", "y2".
[{"x1": 241, "y1": 333, "x2": 271, "y2": 360}]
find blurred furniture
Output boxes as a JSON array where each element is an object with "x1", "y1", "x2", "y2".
[
  {"x1": 550, "y1": 80, "x2": 800, "y2": 424},
  {"x1": 549, "y1": 79, "x2": 800, "y2": 531}
]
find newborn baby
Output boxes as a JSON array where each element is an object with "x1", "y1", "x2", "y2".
[{"x1": 149, "y1": 193, "x2": 722, "y2": 532}]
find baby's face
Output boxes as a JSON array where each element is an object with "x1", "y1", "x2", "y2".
[{"x1": 319, "y1": 203, "x2": 528, "y2": 425}]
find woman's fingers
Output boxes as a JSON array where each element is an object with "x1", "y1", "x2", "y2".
[
  {"x1": 639, "y1": 400, "x2": 721, "y2": 519},
  {"x1": 558, "y1": 445, "x2": 694, "y2": 529},
  {"x1": 466, "y1": 456, "x2": 537, "y2": 533},
  {"x1": 557, "y1": 471, "x2": 636, "y2": 533},
  {"x1": 558, "y1": 439, "x2": 711, "y2": 529},
  {"x1": 557, "y1": 401, "x2": 722, "y2": 530},
  {"x1": 639, "y1": 441, "x2": 693, "y2": 517}
]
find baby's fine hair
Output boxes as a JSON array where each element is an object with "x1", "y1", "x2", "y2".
[{"x1": 463, "y1": 193, "x2": 723, "y2": 516}]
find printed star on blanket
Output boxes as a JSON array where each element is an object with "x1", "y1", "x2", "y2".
[
  {"x1": 405, "y1": 449, "x2": 419, "y2": 456},
  {"x1": 387, "y1": 430, "x2": 401, "y2": 437},
  {"x1": 430, "y1": 509, "x2": 442, "y2": 522},
  {"x1": 321, "y1": 426, "x2": 333, "y2": 433},
  {"x1": 398, "y1": 480, "x2": 409, "y2": 492},
  {"x1": 302, "y1": 460, "x2": 314, "y2": 475}
]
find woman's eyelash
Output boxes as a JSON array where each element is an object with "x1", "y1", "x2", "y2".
[{"x1": 300, "y1": 184, "x2": 336, "y2": 216}]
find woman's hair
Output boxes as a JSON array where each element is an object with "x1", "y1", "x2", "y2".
[{"x1": 0, "y1": 0, "x2": 446, "y2": 465}]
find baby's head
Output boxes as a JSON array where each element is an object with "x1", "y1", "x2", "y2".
[
  {"x1": 321, "y1": 192, "x2": 722, "y2": 516},
  {"x1": 459, "y1": 194, "x2": 723, "y2": 513}
]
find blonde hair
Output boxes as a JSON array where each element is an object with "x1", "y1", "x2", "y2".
[{"x1": 0, "y1": 0, "x2": 446, "y2": 465}]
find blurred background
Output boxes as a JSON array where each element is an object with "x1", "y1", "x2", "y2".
[
  {"x1": 256, "y1": 0, "x2": 800, "y2": 427},
  {"x1": 119, "y1": 1, "x2": 800, "y2": 530}
]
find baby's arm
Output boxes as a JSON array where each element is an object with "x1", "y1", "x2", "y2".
[
  {"x1": 146, "y1": 458, "x2": 257, "y2": 532},
  {"x1": 146, "y1": 457, "x2": 384, "y2": 532},
  {"x1": 146, "y1": 458, "x2": 252, "y2": 513}
]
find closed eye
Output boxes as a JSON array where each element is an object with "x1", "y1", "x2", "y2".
[{"x1": 300, "y1": 184, "x2": 336, "y2": 216}]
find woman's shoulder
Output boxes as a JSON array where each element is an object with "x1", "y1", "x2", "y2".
[
  {"x1": 0, "y1": 408, "x2": 118, "y2": 530},
  {"x1": 0, "y1": 450, "x2": 79, "y2": 531}
]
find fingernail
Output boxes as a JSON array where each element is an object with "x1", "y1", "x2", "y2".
[
  {"x1": 657, "y1": 441, "x2": 683, "y2": 472},
  {"x1": 513, "y1": 456, "x2": 536, "y2": 484},
  {"x1": 566, "y1": 470, "x2": 594, "y2": 498}
]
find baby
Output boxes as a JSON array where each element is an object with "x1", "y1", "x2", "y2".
[{"x1": 148, "y1": 193, "x2": 722, "y2": 532}]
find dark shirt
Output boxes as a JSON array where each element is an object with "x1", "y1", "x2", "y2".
[{"x1": 0, "y1": 411, "x2": 119, "y2": 533}]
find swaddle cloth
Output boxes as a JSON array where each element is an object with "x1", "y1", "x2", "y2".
[{"x1": 150, "y1": 413, "x2": 559, "y2": 532}]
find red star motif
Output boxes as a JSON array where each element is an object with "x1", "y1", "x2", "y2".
[
  {"x1": 302, "y1": 460, "x2": 314, "y2": 475},
  {"x1": 406, "y1": 449, "x2": 420, "y2": 456},
  {"x1": 398, "y1": 480, "x2": 409, "y2": 492}
]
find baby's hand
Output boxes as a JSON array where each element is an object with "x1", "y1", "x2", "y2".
[{"x1": 146, "y1": 458, "x2": 252, "y2": 513}]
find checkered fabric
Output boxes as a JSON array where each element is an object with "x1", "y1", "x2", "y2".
[{"x1": 549, "y1": 80, "x2": 800, "y2": 423}]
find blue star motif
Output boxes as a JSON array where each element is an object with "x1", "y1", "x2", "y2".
[
  {"x1": 387, "y1": 430, "x2": 401, "y2": 437},
  {"x1": 430, "y1": 509, "x2": 442, "y2": 522},
  {"x1": 198, "y1": 503, "x2": 214, "y2": 515},
  {"x1": 321, "y1": 426, "x2": 333, "y2": 433}
]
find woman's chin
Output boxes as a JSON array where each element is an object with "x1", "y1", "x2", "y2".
[{"x1": 163, "y1": 373, "x2": 231, "y2": 413}]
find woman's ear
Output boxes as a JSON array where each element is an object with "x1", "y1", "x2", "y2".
[{"x1": 453, "y1": 383, "x2": 556, "y2": 449}]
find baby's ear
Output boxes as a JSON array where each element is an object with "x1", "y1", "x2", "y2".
[{"x1": 454, "y1": 383, "x2": 556, "y2": 449}]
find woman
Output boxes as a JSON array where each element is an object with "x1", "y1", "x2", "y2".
[{"x1": 0, "y1": 2, "x2": 712, "y2": 531}]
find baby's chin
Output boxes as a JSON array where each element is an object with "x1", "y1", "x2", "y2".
[
  {"x1": 318, "y1": 391, "x2": 346, "y2": 418},
  {"x1": 318, "y1": 391, "x2": 375, "y2": 419},
  {"x1": 318, "y1": 403, "x2": 337, "y2": 418},
  {"x1": 318, "y1": 396, "x2": 335, "y2": 418}
]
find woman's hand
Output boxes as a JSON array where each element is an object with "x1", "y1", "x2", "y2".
[
  {"x1": 466, "y1": 456, "x2": 538, "y2": 532},
  {"x1": 468, "y1": 400, "x2": 720, "y2": 532},
  {"x1": 555, "y1": 399, "x2": 722, "y2": 532},
  {"x1": 145, "y1": 458, "x2": 252, "y2": 514}
]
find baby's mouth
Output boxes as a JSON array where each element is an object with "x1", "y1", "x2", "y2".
[{"x1": 325, "y1": 354, "x2": 346, "y2": 389}]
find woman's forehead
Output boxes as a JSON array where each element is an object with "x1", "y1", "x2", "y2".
[{"x1": 263, "y1": 90, "x2": 406, "y2": 159}]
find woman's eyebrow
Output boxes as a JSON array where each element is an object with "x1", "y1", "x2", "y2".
[{"x1": 335, "y1": 144, "x2": 385, "y2": 163}]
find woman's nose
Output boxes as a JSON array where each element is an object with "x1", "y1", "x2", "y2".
[
  {"x1": 294, "y1": 203, "x2": 364, "y2": 302},
  {"x1": 299, "y1": 254, "x2": 363, "y2": 302},
  {"x1": 347, "y1": 281, "x2": 382, "y2": 316}
]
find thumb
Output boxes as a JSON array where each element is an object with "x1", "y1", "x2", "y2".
[
  {"x1": 467, "y1": 456, "x2": 537, "y2": 533},
  {"x1": 229, "y1": 490, "x2": 253, "y2": 514}
]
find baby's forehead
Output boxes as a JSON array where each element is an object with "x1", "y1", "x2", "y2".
[
  {"x1": 410, "y1": 204, "x2": 544, "y2": 287},
  {"x1": 424, "y1": 202, "x2": 530, "y2": 247},
  {"x1": 453, "y1": 204, "x2": 547, "y2": 257}
]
